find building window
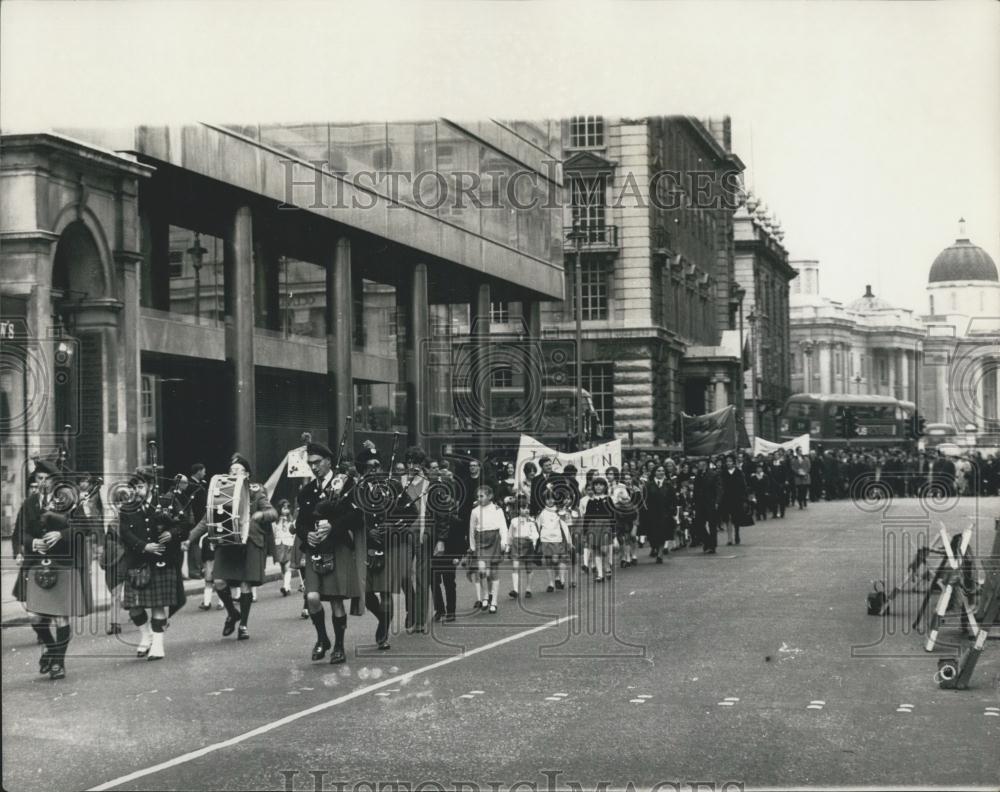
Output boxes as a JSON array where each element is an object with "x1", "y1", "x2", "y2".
[
  {"x1": 929, "y1": 295, "x2": 934, "y2": 314},
  {"x1": 569, "y1": 116, "x2": 604, "y2": 148},
  {"x1": 879, "y1": 358, "x2": 888, "y2": 384},
  {"x1": 141, "y1": 376, "x2": 153, "y2": 420},
  {"x1": 490, "y1": 301, "x2": 509, "y2": 324},
  {"x1": 835, "y1": 349, "x2": 842, "y2": 375},
  {"x1": 583, "y1": 362, "x2": 614, "y2": 435},
  {"x1": 570, "y1": 176, "x2": 607, "y2": 236},
  {"x1": 491, "y1": 365, "x2": 514, "y2": 388},
  {"x1": 569, "y1": 259, "x2": 609, "y2": 321}
]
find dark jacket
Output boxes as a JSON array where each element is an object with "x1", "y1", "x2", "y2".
[
  {"x1": 640, "y1": 477, "x2": 676, "y2": 530},
  {"x1": 720, "y1": 467, "x2": 747, "y2": 509},
  {"x1": 295, "y1": 474, "x2": 362, "y2": 556},
  {"x1": 693, "y1": 469, "x2": 722, "y2": 511},
  {"x1": 118, "y1": 496, "x2": 184, "y2": 569}
]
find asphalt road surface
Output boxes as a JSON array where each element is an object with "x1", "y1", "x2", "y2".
[{"x1": 3, "y1": 497, "x2": 999, "y2": 792}]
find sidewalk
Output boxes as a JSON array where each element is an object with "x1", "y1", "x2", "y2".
[{"x1": 1, "y1": 559, "x2": 285, "y2": 627}]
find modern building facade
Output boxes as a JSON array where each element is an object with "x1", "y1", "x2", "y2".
[{"x1": 0, "y1": 122, "x2": 564, "y2": 532}]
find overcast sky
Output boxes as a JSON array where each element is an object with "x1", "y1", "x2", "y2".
[{"x1": 2, "y1": 1, "x2": 997, "y2": 316}]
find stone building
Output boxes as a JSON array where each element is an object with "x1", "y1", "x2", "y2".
[{"x1": 0, "y1": 122, "x2": 563, "y2": 532}]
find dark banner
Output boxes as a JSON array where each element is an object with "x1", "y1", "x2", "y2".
[{"x1": 682, "y1": 405, "x2": 738, "y2": 456}]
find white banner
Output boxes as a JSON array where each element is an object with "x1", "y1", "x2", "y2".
[
  {"x1": 752, "y1": 433, "x2": 810, "y2": 456},
  {"x1": 515, "y1": 434, "x2": 622, "y2": 491},
  {"x1": 285, "y1": 446, "x2": 313, "y2": 479}
]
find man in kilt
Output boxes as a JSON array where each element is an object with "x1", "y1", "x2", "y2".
[
  {"x1": 207, "y1": 453, "x2": 277, "y2": 640},
  {"x1": 15, "y1": 459, "x2": 95, "y2": 679},
  {"x1": 118, "y1": 467, "x2": 183, "y2": 661},
  {"x1": 296, "y1": 442, "x2": 367, "y2": 664}
]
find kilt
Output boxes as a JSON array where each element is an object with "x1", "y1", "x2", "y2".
[
  {"x1": 272, "y1": 543, "x2": 293, "y2": 565},
  {"x1": 366, "y1": 530, "x2": 413, "y2": 594},
  {"x1": 214, "y1": 542, "x2": 266, "y2": 586},
  {"x1": 303, "y1": 539, "x2": 365, "y2": 601},
  {"x1": 473, "y1": 529, "x2": 502, "y2": 565},
  {"x1": 511, "y1": 537, "x2": 536, "y2": 561},
  {"x1": 24, "y1": 563, "x2": 94, "y2": 617},
  {"x1": 586, "y1": 523, "x2": 614, "y2": 550},
  {"x1": 122, "y1": 563, "x2": 179, "y2": 609},
  {"x1": 541, "y1": 540, "x2": 568, "y2": 563}
]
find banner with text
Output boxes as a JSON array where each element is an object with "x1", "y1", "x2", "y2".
[
  {"x1": 681, "y1": 405, "x2": 738, "y2": 456},
  {"x1": 515, "y1": 434, "x2": 622, "y2": 491},
  {"x1": 752, "y1": 433, "x2": 810, "y2": 456}
]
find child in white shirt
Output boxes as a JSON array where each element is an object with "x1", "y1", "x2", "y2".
[
  {"x1": 469, "y1": 485, "x2": 509, "y2": 614},
  {"x1": 507, "y1": 496, "x2": 539, "y2": 600},
  {"x1": 536, "y1": 491, "x2": 572, "y2": 591}
]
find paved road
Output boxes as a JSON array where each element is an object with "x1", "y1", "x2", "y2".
[{"x1": 3, "y1": 497, "x2": 999, "y2": 791}]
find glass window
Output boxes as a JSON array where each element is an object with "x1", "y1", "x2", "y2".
[
  {"x1": 491, "y1": 365, "x2": 514, "y2": 388},
  {"x1": 569, "y1": 116, "x2": 604, "y2": 148},
  {"x1": 141, "y1": 376, "x2": 153, "y2": 420},
  {"x1": 570, "y1": 176, "x2": 607, "y2": 238},
  {"x1": 435, "y1": 123, "x2": 480, "y2": 233},
  {"x1": 387, "y1": 122, "x2": 436, "y2": 207},
  {"x1": 258, "y1": 123, "x2": 329, "y2": 164},
  {"x1": 167, "y1": 227, "x2": 225, "y2": 322},
  {"x1": 568, "y1": 260, "x2": 608, "y2": 321},
  {"x1": 583, "y1": 362, "x2": 614, "y2": 435},
  {"x1": 490, "y1": 301, "x2": 510, "y2": 323},
  {"x1": 279, "y1": 257, "x2": 327, "y2": 339},
  {"x1": 329, "y1": 122, "x2": 388, "y2": 181},
  {"x1": 353, "y1": 280, "x2": 398, "y2": 357},
  {"x1": 479, "y1": 146, "x2": 518, "y2": 247}
]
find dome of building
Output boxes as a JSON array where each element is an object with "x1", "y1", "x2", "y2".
[
  {"x1": 847, "y1": 284, "x2": 895, "y2": 313},
  {"x1": 928, "y1": 226, "x2": 998, "y2": 283}
]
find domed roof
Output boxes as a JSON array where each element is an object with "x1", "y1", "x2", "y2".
[
  {"x1": 847, "y1": 285, "x2": 894, "y2": 313},
  {"x1": 929, "y1": 231, "x2": 997, "y2": 283}
]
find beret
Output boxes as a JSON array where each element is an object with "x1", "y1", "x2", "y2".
[{"x1": 306, "y1": 442, "x2": 335, "y2": 460}]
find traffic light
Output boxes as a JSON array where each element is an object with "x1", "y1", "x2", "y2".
[
  {"x1": 844, "y1": 408, "x2": 857, "y2": 439},
  {"x1": 915, "y1": 414, "x2": 926, "y2": 438},
  {"x1": 834, "y1": 409, "x2": 847, "y2": 438}
]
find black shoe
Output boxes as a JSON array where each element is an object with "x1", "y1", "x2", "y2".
[
  {"x1": 39, "y1": 652, "x2": 51, "y2": 675},
  {"x1": 329, "y1": 648, "x2": 346, "y2": 665},
  {"x1": 280, "y1": 587, "x2": 289, "y2": 597},
  {"x1": 311, "y1": 639, "x2": 331, "y2": 661},
  {"x1": 300, "y1": 609, "x2": 309, "y2": 619},
  {"x1": 433, "y1": 611, "x2": 444, "y2": 622},
  {"x1": 473, "y1": 600, "x2": 482, "y2": 610},
  {"x1": 555, "y1": 580, "x2": 564, "y2": 590},
  {"x1": 525, "y1": 591, "x2": 532, "y2": 598},
  {"x1": 105, "y1": 623, "x2": 122, "y2": 635},
  {"x1": 655, "y1": 556, "x2": 664, "y2": 564},
  {"x1": 197, "y1": 603, "x2": 212, "y2": 611},
  {"x1": 547, "y1": 584, "x2": 555, "y2": 593},
  {"x1": 237, "y1": 626, "x2": 249, "y2": 641},
  {"x1": 377, "y1": 640, "x2": 391, "y2": 651},
  {"x1": 649, "y1": 550, "x2": 657, "y2": 558},
  {"x1": 48, "y1": 663, "x2": 65, "y2": 680},
  {"x1": 630, "y1": 559, "x2": 638, "y2": 567},
  {"x1": 508, "y1": 590, "x2": 518, "y2": 599},
  {"x1": 444, "y1": 613, "x2": 456, "y2": 622},
  {"x1": 222, "y1": 615, "x2": 238, "y2": 637},
  {"x1": 707, "y1": 549, "x2": 717, "y2": 554},
  {"x1": 581, "y1": 565, "x2": 589, "y2": 573}
]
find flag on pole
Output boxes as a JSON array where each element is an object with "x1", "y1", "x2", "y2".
[
  {"x1": 264, "y1": 445, "x2": 314, "y2": 504},
  {"x1": 681, "y1": 405, "x2": 738, "y2": 456}
]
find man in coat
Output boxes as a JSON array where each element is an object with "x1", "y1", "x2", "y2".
[{"x1": 692, "y1": 458, "x2": 722, "y2": 554}]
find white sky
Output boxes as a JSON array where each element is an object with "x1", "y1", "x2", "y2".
[{"x1": 2, "y1": 1, "x2": 997, "y2": 316}]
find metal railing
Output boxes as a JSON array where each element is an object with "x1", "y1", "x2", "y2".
[{"x1": 563, "y1": 224, "x2": 619, "y2": 248}]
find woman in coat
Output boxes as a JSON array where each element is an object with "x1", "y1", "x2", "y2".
[{"x1": 640, "y1": 464, "x2": 676, "y2": 564}]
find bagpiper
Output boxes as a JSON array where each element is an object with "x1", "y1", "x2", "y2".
[{"x1": 296, "y1": 442, "x2": 367, "y2": 664}]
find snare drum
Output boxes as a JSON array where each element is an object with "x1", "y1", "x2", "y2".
[{"x1": 206, "y1": 474, "x2": 250, "y2": 546}]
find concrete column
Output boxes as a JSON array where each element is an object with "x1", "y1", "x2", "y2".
[
  {"x1": 937, "y1": 358, "x2": 949, "y2": 425},
  {"x1": 228, "y1": 206, "x2": 256, "y2": 461},
  {"x1": 522, "y1": 299, "x2": 542, "y2": 408},
  {"x1": 713, "y1": 377, "x2": 728, "y2": 411},
  {"x1": 406, "y1": 263, "x2": 429, "y2": 447},
  {"x1": 887, "y1": 348, "x2": 897, "y2": 400},
  {"x1": 975, "y1": 357, "x2": 985, "y2": 432},
  {"x1": 818, "y1": 342, "x2": 831, "y2": 394},
  {"x1": 119, "y1": 257, "x2": 141, "y2": 470},
  {"x1": 900, "y1": 349, "x2": 910, "y2": 402},
  {"x1": 326, "y1": 237, "x2": 353, "y2": 458},
  {"x1": 801, "y1": 344, "x2": 812, "y2": 394},
  {"x1": 469, "y1": 282, "x2": 492, "y2": 459}
]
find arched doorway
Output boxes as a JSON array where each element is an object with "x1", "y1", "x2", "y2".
[{"x1": 51, "y1": 221, "x2": 108, "y2": 475}]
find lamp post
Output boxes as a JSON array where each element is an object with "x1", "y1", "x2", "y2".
[
  {"x1": 731, "y1": 283, "x2": 747, "y2": 420},
  {"x1": 747, "y1": 308, "x2": 758, "y2": 439},
  {"x1": 567, "y1": 221, "x2": 587, "y2": 450},
  {"x1": 187, "y1": 233, "x2": 207, "y2": 322}
]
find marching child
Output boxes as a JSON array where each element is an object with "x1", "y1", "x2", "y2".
[
  {"x1": 537, "y1": 490, "x2": 572, "y2": 591},
  {"x1": 272, "y1": 499, "x2": 297, "y2": 595},
  {"x1": 584, "y1": 476, "x2": 615, "y2": 582},
  {"x1": 469, "y1": 485, "x2": 509, "y2": 614},
  {"x1": 507, "y1": 496, "x2": 538, "y2": 600}
]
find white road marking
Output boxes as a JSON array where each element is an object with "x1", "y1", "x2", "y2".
[
  {"x1": 985, "y1": 711, "x2": 999, "y2": 717},
  {"x1": 636, "y1": 694, "x2": 652, "y2": 699},
  {"x1": 374, "y1": 692, "x2": 391, "y2": 698},
  {"x1": 550, "y1": 692, "x2": 568, "y2": 698},
  {"x1": 717, "y1": 701, "x2": 736, "y2": 707},
  {"x1": 469, "y1": 689, "x2": 485, "y2": 694},
  {"x1": 723, "y1": 697, "x2": 739, "y2": 702},
  {"x1": 458, "y1": 694, "x2": 476, "y2": 699},
  {"x1": 87, "y1": 616, "x2": 576, "y2": 791},
  {"x1": 544, "y1": 697, "x2": 563, "y2": 702},
  {"x1": 629, "y1": 699, "x2": 646, "y2": 704}
]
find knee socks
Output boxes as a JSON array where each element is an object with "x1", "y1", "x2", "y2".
[
  {"x1": 309, "y1": 607, "x2": 329, "y2": 644},
  {"x1": 238, "y1": 593, "x2": 253, "y2": 627},
  {"x1": 151, "y1": 618, "x2": 167, "y2": 633},
  {"x1": 31, "y1": 621, "x2": 54, "y2": 650},
  {"x1": 332, "y1": 614, "x2": 347, "y2": 651},
  {"x1": 51, "y1": 625, "x2": 71, "y2": 663},
  {"x1": 216, "y1": 586, "x2": 238, "y2": 619}
]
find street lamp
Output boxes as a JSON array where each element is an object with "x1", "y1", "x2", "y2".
[
  {"x1": 731, "y1": 282, "x2": 747, "y2": 420},
  {"x1": 566, "y1": 221, "x2": 587, "y2": 450},
  {"x1": 747, "y1": 308, "x2": 758, "y2": 439},
  {"x1": 187, "y1": 233, "x2": 207, "y2": 322}
]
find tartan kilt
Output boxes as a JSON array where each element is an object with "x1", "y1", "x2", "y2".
[
  {"x1": 272, "y1": 543, "x2": 293, "y2": 565},
  {"x1": 213, "y1": 542, "x2": 266, "y2": 585},
  {"x1": 472, "y1": 529, "x2": 502, "y2": 565},
  {"x1": 24, "y1": 563, "x2": 94, "y2": 617},
  {"x1": 366, "y1": 529, "x2": 412, "y2": 594},
  {"x1": 586, "y1": 522, "x2": 614, "y2": 550},
  {"x1": 511, "y1": 536, "x2": 536, "y2": 561},
  {"x1": 122, "y1": 563, "x2": 180, "y2": 609},
  {"x1": 303, "y1": 539, "x2": 366, "y2": 602}
]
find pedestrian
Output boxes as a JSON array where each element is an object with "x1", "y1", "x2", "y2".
[
  {"x1": 584, "y1": 476, "x2": 615, "y2": 581},
  {"x1": 296, "y1": 441, "x2": 367, "y2": 664},
  {"x1": 791, "y1": 447, "x2": 811, "y2": 509},
  {"x1": 750, "y1": 464, "x2": 770, "y2": 521},
  {"x1": 119, "y1": 467, "x2": 182, "y2": 662},
  {"x1": 469, "y1": 484, "x2": 509, "y2": 613},
  {"x1": 399, "y1": 446, "x2": 433, "y2": 633},
  {"x1": 693, "y1": 458, "x2": 722, "y2": 554},
  {"x1": 430, "y1": 462, "x2": 464, "y2": 624},
  {"x1": 641, "y1": 464, "x2": 676, "y2": 563},
  {"x1": 720, "y1": 455, "x2": 747, "y2": 546},
  {"x1": 507, "y1": 495, "x2": 538, "y2": 599},
  {"x1": 272, "y1": 499, "x2": 297, "y2": 596},
  {"x1": 358, "y1": 446, "x2": 399, "y2": 649},
  {"x1": 185, "y1": 463, "x2": 208, "y2": 580},
  {"x1": 537, "y1": 489, "x2": 572, "y2": 590}
]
